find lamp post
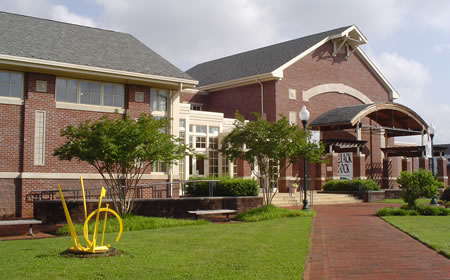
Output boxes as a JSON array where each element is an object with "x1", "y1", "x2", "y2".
[
  {"x1": 429, "y1": 123, "x2": 438, "y2": 205},
  {"x1": 299, "y1": 106, "x2": 310, "y2": 211}
]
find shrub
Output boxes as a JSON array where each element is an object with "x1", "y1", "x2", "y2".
[
  {"x1": 323, "y1": 179, "x2": 380, "y2": 192},
  {"x1": 397, "y1": 169, "x2": 442, "y2": 208},
  {"x1": 441, "y1": 187, "x2": 450, "y2": 201},
  {"x1": 185, "y1": 176, "x2": 259, "y2": 197},
  {"x1": 416, "y1": 205, "x2": 442, "y2": 216}
]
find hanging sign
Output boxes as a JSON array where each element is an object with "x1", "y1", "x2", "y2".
[{"x1": 338, "y1": 152, "x2": 353, "y2": 180}]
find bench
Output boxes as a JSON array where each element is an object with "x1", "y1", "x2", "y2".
[
  {"x1": 188, "y1": 209, "x2": 237, "y2": 222},
  {"x1": 0, "y1": 219, "x2": 42, "y2": 236}
]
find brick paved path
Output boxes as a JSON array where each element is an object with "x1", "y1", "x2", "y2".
[{"x1": 303, "y1": 203, "x2": 450, "y2": 280}]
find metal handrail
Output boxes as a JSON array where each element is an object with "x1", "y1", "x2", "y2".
[{"x1": 26, "y1": 179, "x2": 220, "y2": 202}]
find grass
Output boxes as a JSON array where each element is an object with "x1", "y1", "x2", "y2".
[
  {"x1": 0, "y1": 217, "x2": 312, "y2": 279},
  {"x1": 376, "y1": 198, "x2": 431, "y2": 204},
  {"x1": 56, "y1": 214, "x2": 209, "y2": 235},
  {"x1": 235, "y1": 204, "x2": 314, "y2": 222},
  {"x1": 382, "y1": 216, "x2": 450, "y2": 258}
]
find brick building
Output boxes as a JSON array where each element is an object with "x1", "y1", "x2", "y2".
[{"x1": 0, "y1": 12, "x2": 446, "y2": 218}]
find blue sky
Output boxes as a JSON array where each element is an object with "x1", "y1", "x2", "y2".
[{"x1": 2, "y1": 0, "x2": 450, "y2": 144}]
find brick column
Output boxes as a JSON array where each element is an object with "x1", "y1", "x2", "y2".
[
  {"x1": 401, "y1": 158, "x2": 412, "y2": 172},
  {"x1": 418, "y1": 157, "x2": 429, "y2": 171},
  {"x1": 236, "y1": 158, "x2": 251, "y2": 178},
  {"x1": 326, "y1": 153, "x2": 339, "y2": 181},
  {"x1": 382, "y1": 157, "x2": 401, "y2": 189},
  {"x1": 314, "y1": 162, "x2": 326, "y2": 190},
  {"x1": 353, "y1": 153, "x2": 366, "y2": 179},
  {"x1": 436, "y1": 157, "x2": 448, "y2": 187}
]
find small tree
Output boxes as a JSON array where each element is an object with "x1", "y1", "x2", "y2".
[
  {"x1": 220, "y1": 113, "x2": 325, "y2": 205},
  {"x1": 397, "y1": 169, "x2": 442, "y2": 209},
  {"x1": 54, "y1": 114, "x2": 189, "y2": 215}
]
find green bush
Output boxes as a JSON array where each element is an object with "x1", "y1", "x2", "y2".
[
  {"x1": 376, "y1": 207, "x2": 409, "y2": 216},
  {"x1": 376, "y1": 206, "x2": 449, "y2": 216},
  {"x1": 186, "y1": 176, "x2": 259, "y2": 197},
  {"x1": 415, "y1": 205, "x2": 450, "y2": 216},
  {"x1": 441, "y1": 187, "x2": 450, "y2": 201},
  {"x1": 397, "y1": 169, "x2": 443, "y2": 208},
  {"x1": 323, "y1": 179, "x2": 380, "y2": 192}
]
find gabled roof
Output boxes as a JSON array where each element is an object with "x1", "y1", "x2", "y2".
[
  {"x1": 186, "y1": 25, "x2": 399, "y2": 99},
  {"x1": 187, "y1": 26, "x2": 351, "y2": 87},
  {"x1": 0, "y1": 11, "x2": 194, "y2": 82}
]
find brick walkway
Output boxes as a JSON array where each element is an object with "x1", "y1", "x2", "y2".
[{"x1": 303, "y1": 203, "x2": 450, "y2": 280}]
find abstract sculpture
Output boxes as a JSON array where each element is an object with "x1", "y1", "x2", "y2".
[{"x1": 57, "y1": 177, "x2": 123, "y2": 254}]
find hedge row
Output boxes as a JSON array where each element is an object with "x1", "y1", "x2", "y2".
[
  {"x1": 323, "y1": 179, "x2": 380, "y2": 192},
  {"x1": 376, "y1": 205, "x2": 450, "y2": 216},
  {"x1": 185, "y1": 176, "x2": 259, "y2": 197}
]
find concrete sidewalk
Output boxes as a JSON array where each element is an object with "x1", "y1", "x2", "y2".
[{"x1": 303, "y1": 203, "x2": 450, "y2": 280}]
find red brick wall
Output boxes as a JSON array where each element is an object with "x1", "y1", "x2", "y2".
[
  {"x1": 203, "y1": 81, "x2": 277, "y2": 121},
  {"x1": 0, "y1": 104, "x2": 23, "y2": 172},
  {"x1": 180, "y1": 91, "x2": 210, "y2": 107}
]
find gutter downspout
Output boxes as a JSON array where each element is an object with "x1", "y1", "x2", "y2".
[{"x1": 257, "y1": 78, "x2": 264, "y2": 119}]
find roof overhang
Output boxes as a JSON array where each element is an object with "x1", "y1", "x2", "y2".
[
  {"x1": 196, "y1": 72, "x2": 281, "y2": 92},
  {"x1": 310, "y1": 103, "x2": 428, "y2": 137},
  {"x1": 0, "y1": 54, "x2": 198, "y2": 90},
  {"x1": 381, "y1": 146, "x2": 426, "y2": 157}
]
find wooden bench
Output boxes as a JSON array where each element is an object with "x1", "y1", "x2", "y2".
[
  {"x1": 188, "y1": 209, "x2": 237, "y2": 222},
  {"x1": 0, "y1": 219, "x2": 42, "y2": 236}
]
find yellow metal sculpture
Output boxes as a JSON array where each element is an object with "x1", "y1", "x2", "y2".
[{"x1": 57, "y1": 176, "x2": 123, "y2": 254}]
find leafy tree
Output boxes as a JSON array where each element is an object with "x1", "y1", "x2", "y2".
[
  {"x1": 397, "y1": 169, "x2": 442, "y2": 209},
  {"x1": 220, "y1": 113, "x2": 325, "y2": 205},
  {"x1": 54, "y1": 114, "x2": 189, "y2": 215}
]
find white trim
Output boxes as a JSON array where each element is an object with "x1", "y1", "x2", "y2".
[
  {"x1": 56, "y1": 101, "x2": 125, "y2": 113},
  {"x1": 33, "y1": 110, "x2": 46, "y2": 166},
  {"x1": 354, "y1": 48, "x2": 399, "y2": 99},
  {"x1": 302, "y1": 83, "x2": 373, "y2": 104},
  {"x1": 0, "y1": 54, "x2": 198, "y2": 87},
  {"x1": 198, "y1": 72, "x2": 280, "y2": 92},
  {"x1": 0, "y1": 172, "x2": 168, "y2": 180},
  {"x1": 0, "y1": 96, "x2": 23, "y2": 105}
]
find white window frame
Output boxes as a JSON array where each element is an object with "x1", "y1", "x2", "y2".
[
  {"x1": 55, "y1": 77, "x2": 125, "y2": 112},
  {"x1": 0, "y1": 70, "x2": 24, "y2": 105},
  {"x1": 289, "y1": 111, "x2": 297, "y2": 125},
  {"x1": 34, "y1": 110, "x2": 46, "y2": 165},
  {"x1": 151, "y1": 88, "x2": 169, "y2": 114},
  {"x1": 288, "y1": 88, "x2": 297, "y2": 100}
]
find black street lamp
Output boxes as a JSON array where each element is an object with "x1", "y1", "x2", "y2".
[
  {"x1": 299, "y1": 106, "x2": 310, "y2": 211},
  {"x1": 429, "y1": 123, "x2": 438, "y2": 205}
]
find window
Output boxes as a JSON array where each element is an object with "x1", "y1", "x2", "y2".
[
  {"x1": 56, "y1": 78, "x2": 124, "y2": 107},
  {"x1": 191, "y1": 104, "x2": 202, "y2": 111},
  {"x1": 221, "y1": 156, "x2": 229, "y2": 175},
  {"x1": 209, "y1": 126, "x2": 219, "y2": 135},
  {"x1": 209, "y1": 137, "x2": 218, "y2": 149},
  {"x1": 196, "y1": 125, "x2": 207, "y2": 133},
  {"x1": 233, "y1": 159, "x2": 238, "y2": 177},
  {"x1": 179, "y1": 119, "x2": 186, "y2": 130},
  {"x1": 288, "y1": 88, "x2": 296, "y2": 100},
  {"x1": 34, "y1": 110, "x2": 46, "y2": 165},
  {"x1": 196, "y1": 136, "x2": 206, "y2": 148},
  {"x1": 151, "y1": 88, "x2": 168, "y2": 112},
  {"x1": 289, "y1": 111, "x2": 297, "y2": 125},
  {"x1": 209, "y1": 150, "x2": 219, "y2": 177},
  {"x1": 152, "y1": 161, "x2": 167, "y2": 173},
  {"x1": 196, "y1": 158, "x2": 205, "y2": 175},
  {"x1": 0, "y1": 70, "x2": 23, "y2": 98}
]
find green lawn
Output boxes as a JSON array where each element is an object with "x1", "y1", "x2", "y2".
[
  {"x1": 0, "y1": 217, "x2": 312, "y2": 279},
  {"x1": 382, "y1": 216, "x2": 450, "y2": 258},
  {"x1": 376, "y1": 198, "x2": 431, "y2": 204}
]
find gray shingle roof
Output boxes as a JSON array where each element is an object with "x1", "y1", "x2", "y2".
[
  {"x1": 310, "y1": 104, "x2": 372, "y2": 127},
  {"x1": 186, "y1": 26, "x2": 352, "y2": 87},
  {"x1": 0, "y1": 11, "x2": 193, "y2": 80}
]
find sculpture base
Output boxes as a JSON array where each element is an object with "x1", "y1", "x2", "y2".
[{"x1": 60, "y1": 247, "x2": 121, "y2": 258}]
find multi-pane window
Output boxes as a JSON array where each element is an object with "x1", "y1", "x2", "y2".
[
  {"x1": 221, "y1": 156, "x2": 229, "y2": 175},
  {"x1": 233, "y1": 159, "x2": 238, "y2": 177},
  {"x1": 196, "y1": 136, "x2": 206, "y2": 148},
  {"x1": 209, "y1": 137, "x2": 218, "y2": 149},
  {"x1": 196, "y1": 125, "x2": 207, "y2": 133},
  {"x1": 191, "y1": 104, "x2": 202, "y2": 111},
  {"x1": 209, "y1": 150, "x2": 219, "y2": 177},
  {"x1": 56, "y1": 78, "x2": 124, "y2": 107},
  {"x1": 0, "y1": 70, "x2": 23, "y2": 98},
  {"x1": 34, "y1": 110, "x2": 46, "y2": 165},
  {"x1": 209, "y1": 126, "x2": 219, "y2": 135},
  {"x1": 289, "y1": 111, "x2": 297, "y2": 125},
  {"x1": 151, "y1": 88, "x2": 168, "y2": 112},
  {"x1": 152, "y1": 161, "x2": 167, "y2": 173}
]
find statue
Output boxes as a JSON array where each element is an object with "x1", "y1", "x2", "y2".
[{"x1": 57, "y1": 177, "x2": 123, "y2": 254}]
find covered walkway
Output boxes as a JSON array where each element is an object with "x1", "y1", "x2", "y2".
[{"x1": 303, "y1": 204, "x2": 450, "y2": 280}]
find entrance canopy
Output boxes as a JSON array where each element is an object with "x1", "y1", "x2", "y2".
[{"x1": 310, "y1": 103, "x2": 428, "y2": 136}]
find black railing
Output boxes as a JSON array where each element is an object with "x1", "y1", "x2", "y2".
[{"x1": 26, "y1": 180, "x2": 220, "y2": 202}]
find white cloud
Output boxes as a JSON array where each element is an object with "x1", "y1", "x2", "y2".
[{"x1": 50, "y1": 5, "x2": 96, "y2": 27}]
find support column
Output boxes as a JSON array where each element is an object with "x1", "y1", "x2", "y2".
[
  {"x1": 382, "y1": 157, "x2": 401, "y2": 189},
  {"x1": 314, "y1": 162, "x2": 327, "y2": 190},
  {"x1": 436, "y1": 157, "x2": 448, "y2": 187},
  {"x1": 326, "y1": 153, "x2": 339, "y2": 181},
  {"x1": 353, "y1": 152, "x2": 366, "y2": 179}
]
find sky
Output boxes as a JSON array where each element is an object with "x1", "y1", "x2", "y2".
[{"x1": 2, "y1": 0, "x2": 450, "y2": 144}]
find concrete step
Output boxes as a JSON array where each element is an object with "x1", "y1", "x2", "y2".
[{"x1": 268, "y1": 191, "x2": 363, "y2": 206}]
